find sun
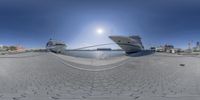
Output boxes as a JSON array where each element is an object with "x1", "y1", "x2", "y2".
[{"x1": 96, "y1": 28, "x2": 104, "y2": 35}]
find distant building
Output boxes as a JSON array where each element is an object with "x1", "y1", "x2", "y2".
[
  {"x1": 164, "y1": 44, "x2": 174, "y2": 53},
  {"x1": 150, "y1": 47, "x2": 156, "y2": 51},
  {"x1": 0, "y1": 45, "x2": 25, "y2": 52},
  {"x1": 193, "y1": 41, "x2": 200, "y2": 52},
  {"x1": 154, "y1": 44, "x2": 176, "y2": 53},
  {"x1": 170, "y1": 48, "x2": 182, "y2": 54},
  {"x1": 155, "y1": 46, "x2": 164, "y2": 52},
  {"x1": 197, "y1": 42, "x2": 200, "y2": 47},
  {"x1": 192, "y1": 42, "x2": 200, "y2": 52},
  {"x1": 0, "y1": 45, "x2": 6, "y2": 52},
  {"x1": 15, "y1": 45, "x2": 25, "y2": 52},
  {"x1": 0, "y1": 45, "x2": 3, "y2": 48}
]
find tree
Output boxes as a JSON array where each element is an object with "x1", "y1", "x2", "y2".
[{"x1": 9, "y1": 46, "x2": 17, "y2": 51}]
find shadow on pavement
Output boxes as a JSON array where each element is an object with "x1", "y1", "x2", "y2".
[{"x1": 127, "y1": 50, "x2": 155, "y2": 57}]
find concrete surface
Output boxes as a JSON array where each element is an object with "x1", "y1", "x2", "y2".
[{"x1": 0, "y1": 52, "x2": 200, "y2": 100}]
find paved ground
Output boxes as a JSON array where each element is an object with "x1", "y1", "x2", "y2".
[
  {"x1": 51, "y1": 53, "x2": 129, "y2": 71},
  {"x1": 0, "y1": 52, "x2": 200, "y2": 100}
]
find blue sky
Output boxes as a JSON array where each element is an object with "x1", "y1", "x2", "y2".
[{"x1": 0, "y1": 0, "x2": 200, "y2": 49}]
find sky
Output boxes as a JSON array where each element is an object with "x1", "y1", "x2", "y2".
[{"x1": 0, "y1": 0, "x2": 200, "y2": 49}]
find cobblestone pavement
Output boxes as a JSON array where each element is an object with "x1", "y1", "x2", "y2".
[{"x1": 0, "y1": 52, "x2": 200, "y2": 100}]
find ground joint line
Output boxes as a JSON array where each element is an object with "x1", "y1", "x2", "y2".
[{"x1": 49, "y1": 52, "x2": 129, "y2": 71}]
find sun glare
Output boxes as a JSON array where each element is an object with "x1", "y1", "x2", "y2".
[{"x1": 96, "y1": 28, "x2": 104, "y2": 35}]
